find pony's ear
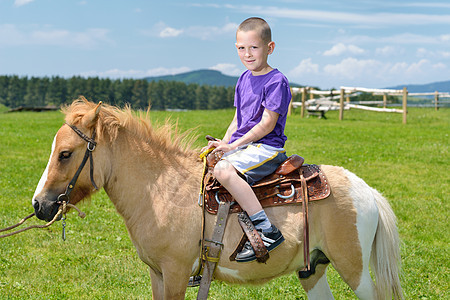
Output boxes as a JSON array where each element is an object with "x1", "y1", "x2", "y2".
[{"x1": 81, "y1": 101, "x2": 102, "y2": 128}]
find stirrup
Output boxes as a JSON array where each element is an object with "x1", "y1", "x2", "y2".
[
  {"x1": 188, "y1": 275, "x2": 202, "y2": 287},
  {"x1": 235, "y1": 225, "x2": 284, "y2": 263}
]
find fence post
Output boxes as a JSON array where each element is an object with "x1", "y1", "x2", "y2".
[
  {"x1": 435, "y1": 91, "x2": 439, "y2": 111},
  {"x1": 301, "y1": 87, "x2": 307, "y2": 118},
  {"x1": 383, "y1": 94, "x2": 387, "y2": 108},
  {"x1": 288, "y1": 88, "x2": 293, "y2": 116},
  {"x1": 402, "y1": 87, "x2": 408, "y2": 124},
  {"x1": 339, "y1": 88, "x2": 345, "y2": 120}
]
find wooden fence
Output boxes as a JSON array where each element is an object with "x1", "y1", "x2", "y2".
[{"x1": 290, "y1": 86, "x2": 450, "y2": 124}]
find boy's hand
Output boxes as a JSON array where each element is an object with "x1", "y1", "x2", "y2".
[
  {"x1": 200, "y1": 139, "x2": 221, "y2": 153},
  {"x1": 211, "y1": 140, "x2": 235, "y2": 154}
]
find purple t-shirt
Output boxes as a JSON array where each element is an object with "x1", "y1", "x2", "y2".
[{"x1": 229, "y1": 69, "x2": 291, "y2": 148}]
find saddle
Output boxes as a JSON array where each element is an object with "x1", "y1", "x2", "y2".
[{"x1": 203, "y1": 153, "x2": 330, "y2": 215}]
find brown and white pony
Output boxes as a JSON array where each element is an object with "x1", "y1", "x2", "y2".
[{"x1": 32, "y1": 99, "x2": 403, "y2": 299}]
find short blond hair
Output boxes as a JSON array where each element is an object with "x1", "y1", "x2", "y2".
[{"x1": 237, "y1": 17, "x2": 272, "y2": 44}]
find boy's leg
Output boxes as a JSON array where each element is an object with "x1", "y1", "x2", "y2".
[
  {"x1": 215, "y1": 159, "x2": 271, "y2": 230},
  {"x1": 214, "y1": 159, "x2": 284, "y2": 262},
  {"x1": 214, "y1": 159, "x2": 263, "y2": 216}
]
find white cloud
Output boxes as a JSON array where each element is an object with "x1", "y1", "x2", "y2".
[
  {"x1": 416, "y1": 48, "x2": 429, "y2": 57},
  {"x1": 79, "y1": 67, "x2": 192, "y2": 79},
  {"x1": 31, "y1": 29, "x2": 69, "y2": 42},
  {"x1": 323, "y1": 57, "x2": 382, "y2": 80},
  {"x1": 0, "y1": 24, "x2": 25, "y2": 46},
  {"x1": 440, "y1": 34, "x2": 450, "y2": 42},
  {"x1": 209, "y1": 63, "x2": 242, "y2": 76},
  {"x1": 289, "y1": 58, "x2": 319, "y2": 77},
  {"x1": 432, "y1": 62, "x2": 446, "y2": 70},
  {"x1": 80, "y1": 69, "x2": 145, "y2": 78},
  {"x1": 145, "y1": 22, "x2": 238, "y2": 40},
  {"x1": 143, "y1": 67, "x2": 191, "y2": 77},
  {"x1": 0, "y1": 24, "x2": 112, "y2": 49},
  {"x1": 239, "y1": 5, "x2": 450, "y2": 26},
  {"x1": 401, "y1": 59, "x2": 429, "y2": 74},
  {"x1": 319, "y1": 57, "x2": 446, "y2": 86},
  {"x1": 341, "y1": 33, "x2": 447, "y2": 45},
  {"x1": 323, "y1": 43, "x2": 364, "y2": 56},
  {"x1": 14, "y1": 0, "x2": 34, "y2": 7},
  {"x1": 438, "y1": 51, "x2": 450, "y2": 58},
  {"x1": 285, "y1": 56, "x2": 449, "y2": 89},
  {"x1": 375, "y1": 46, "x2": 400, "y2": 56},
  {"x1": 183, "y1": 22, "x2": 238, "y2": 40},
  {"x1": 159, "y1": 27, "x2": 183, "y2": 38},
  {"x1": 400, "y1": 2, "x2": 450, "y2": 9}
]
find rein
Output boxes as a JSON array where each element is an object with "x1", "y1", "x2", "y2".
[{"x1": 0, "y1": 123, "x2": 97, "y2": 240}]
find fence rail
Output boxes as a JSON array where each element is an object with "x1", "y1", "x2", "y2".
[{"x1": 290, "y1": 86, "x2": 448, "y2": 124}]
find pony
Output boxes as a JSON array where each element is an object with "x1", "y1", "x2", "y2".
[{"x1": 32, "y1": 98, "x2": 403, "y2": 299}]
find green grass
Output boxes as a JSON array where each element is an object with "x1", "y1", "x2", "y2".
[
  {"x1": 0, "y1": 104, "x2": 8, "y2": 113},
  {"x1": 0, "y1": 107, "x2": 448, "y2": 299}
]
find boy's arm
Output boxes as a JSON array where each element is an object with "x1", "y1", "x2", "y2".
[
  {"x1": 222, "y1": 110, "x2": 238, "y2": 144},
  {"x1": 213, "y1": 108, "x2": 278, "y2": 153},
  {"x1": 205, "y1": 110, "x2": 237, "y2": 151}
]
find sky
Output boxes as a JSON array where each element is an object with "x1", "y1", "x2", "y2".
[{"x1": 1, "y1": 0, "x2": 449, "y2": 90}]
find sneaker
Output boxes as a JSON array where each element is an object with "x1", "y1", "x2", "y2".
[{"x1": 235, "y1": 225, "x2": 285, "y2": 263}]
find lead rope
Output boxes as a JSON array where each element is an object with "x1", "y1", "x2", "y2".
[
  {"x1": 0, "y1": 202, "x2": 85, "y2": 239},
  {"x1": 61, "y1": 201, "x2": 67, "y2": 241}
]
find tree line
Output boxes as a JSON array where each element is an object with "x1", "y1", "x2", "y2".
[
  {"x1": 0, "y1": 75, "x2": 391, "y2": 112},
  {"x1": 0, "y1": 75, "x2": 236, "y2": 110}
]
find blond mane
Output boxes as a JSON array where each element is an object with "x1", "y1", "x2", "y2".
[{"x1": 62, "y1": 97, "x2": 197, "y2": 156}]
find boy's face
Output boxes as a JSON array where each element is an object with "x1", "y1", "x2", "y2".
[{"x1": 235, "y1": 30, "x2": 275, "y2": 76}]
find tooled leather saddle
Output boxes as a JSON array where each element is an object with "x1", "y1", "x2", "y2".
[
  {"x1": 202, "y1": 150, "x2": 330, "y2": 266},
  {"x1": 203, "y1": 152, "x2": 330, "y2": 215}
]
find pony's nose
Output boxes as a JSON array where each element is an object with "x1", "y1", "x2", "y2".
[{"x1": 33, "y1": 199, "x2": 40, "y2": 212}]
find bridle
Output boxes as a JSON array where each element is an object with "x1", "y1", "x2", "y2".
[{"x1": 57, "y1": 123, "x2": 99, "y2": 205}]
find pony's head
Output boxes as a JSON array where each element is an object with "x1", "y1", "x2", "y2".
[
  {"x1": 32, "y1": 98, "x2": 104, "y2": 221},
  {"x1": 32, "y1": 97, "x2": 197, "y2": 221}
]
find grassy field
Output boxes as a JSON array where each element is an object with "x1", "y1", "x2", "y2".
[{"x1": 0, "y1": 106, "x2": 448, "y2": 299}]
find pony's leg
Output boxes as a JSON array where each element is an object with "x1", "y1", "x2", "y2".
[
  {"x1": 325, "y1": 220, "x2": 377, "y2": 300},
  {"x1": 160, "y1": 262, "x2": 191, "y2": 300},
  {"x1": 320, "y1": 167, "x2": 378, "y2": 299},
  {"x1": 150, "y1": 265, "x2": 191, "y2": 300},
  {"x1": 149, "y1": 267, "x2": 164, "y2": 300},
  {"x1": 299, "y1": 264, "x2": 334, "y2": 299},
  {"x1": 353, "y1": 266, "x2": 376, "y2": 300}
]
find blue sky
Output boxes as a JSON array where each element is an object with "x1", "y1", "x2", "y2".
[{"x1": 1, "y1": 0, "x2": 449, "y2": 89}]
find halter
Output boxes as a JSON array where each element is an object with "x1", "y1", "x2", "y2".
[{"x1": 57, "y1": 123, "x2": 99, "y2": 205}]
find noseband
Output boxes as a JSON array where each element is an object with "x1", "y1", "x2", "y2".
[{"x1": 57, "y1": 123, "x2": 99, "y2": 204}]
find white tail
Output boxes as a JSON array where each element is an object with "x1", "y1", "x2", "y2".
[{"x1": 370, "y1": 188, "x2": 404, "y2": 299}]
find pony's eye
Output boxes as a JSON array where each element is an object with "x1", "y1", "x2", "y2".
[{"x1": 58, "y1": 151, "x2": 72, "y2": 161}]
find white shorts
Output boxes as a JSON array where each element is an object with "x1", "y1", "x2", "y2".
[{"x1": 221, "y1": 143, "x2": 288, "y2": 185}]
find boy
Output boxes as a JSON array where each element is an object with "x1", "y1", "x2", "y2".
[{"x1": 206, "y1": 17, "x2": 292, "y2": 262}]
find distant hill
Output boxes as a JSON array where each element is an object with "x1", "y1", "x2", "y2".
[
  {"x1": 144, "y1": 69, "x2": 239, "y2": 87},
  {"x1": 385, "y1": 80, "x2": 450, "y2": 93},
  {"x1": 143, "y1": 69, "x2": 303, "y2": 88}
]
